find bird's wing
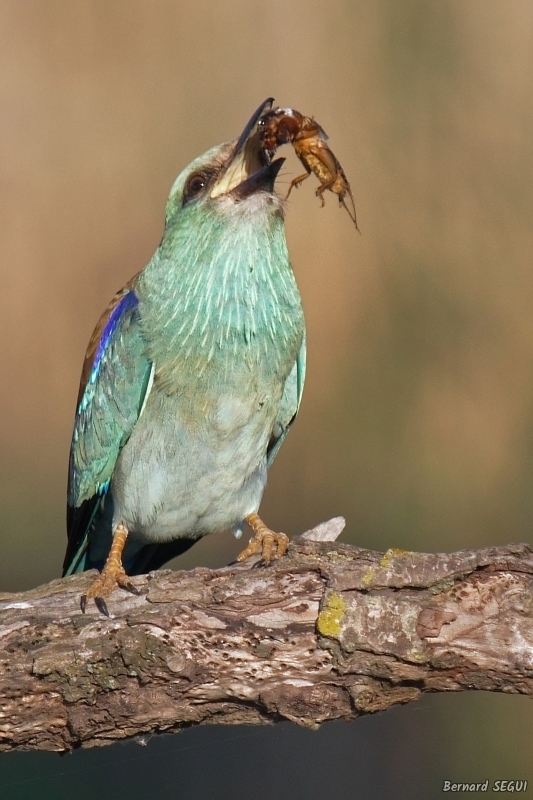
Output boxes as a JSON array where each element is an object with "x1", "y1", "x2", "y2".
[
  {"x1": 63, "y1": 284, "x2": 154, "y2": 575},
  {"x1": 267, "y1": 332, "x2": 306, "y2": 467}
]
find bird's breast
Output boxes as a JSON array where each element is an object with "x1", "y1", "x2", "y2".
[
  {"x1": 213, "y1": 392, "x2": 266, "y2": 433},
  {"x1": 112, "y1": 383, "x2": 277, "y2": 542},
  {"x1": 137, "y1": 240, "x2": 305, "y2": 400}
]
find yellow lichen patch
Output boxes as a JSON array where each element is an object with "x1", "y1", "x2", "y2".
[
  {"x1": 410, "y1": 649, "x2": 429, "y2": 662},
  {"x1": 362, "y1": 565, "x2": 376, "y2": 587},
  {"x1": 379, "y1": 548, "x2": 411, "y2": 569},
  {"x1": 317, "y1": 593, "x2": 346, "y2": 637}
]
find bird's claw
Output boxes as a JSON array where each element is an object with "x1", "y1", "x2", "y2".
[
  {"x1": 237, "y1": 513, "x2": 289, "y2": 564},
  {"x1": 80, "y1": 565, "x2": 137, "y2": 615},
  {"x1": 94, "y1": 597, "x2": 110, "y2": 617},
  {"x1": 122, "y1": 581, "x2": 141, "y2": 596},
  {"x1": 252, "y1": 558, "x2": 273, "y2": 569},
  {"x1": 80, "y1": 593, "x2": 110, "y2": 616}
]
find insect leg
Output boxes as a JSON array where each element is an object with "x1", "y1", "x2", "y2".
[
  {"x1": 315, "y1": 176, "x2": 337, "y2": 207},
  {"x1": 286, "y1": 172, "x2": 311, "y2": 200}
]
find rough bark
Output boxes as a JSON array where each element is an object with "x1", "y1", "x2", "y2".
[{"x1": 0, "y1": 518, "x2": 532, "y2": 752}]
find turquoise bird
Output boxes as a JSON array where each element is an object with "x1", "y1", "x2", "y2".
[{"x1": 63, "y1": 99, "x2": 306, "y2": 615}]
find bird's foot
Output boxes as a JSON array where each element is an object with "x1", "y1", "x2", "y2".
[
  {"x1": 80, "y1": 524, "x2": 139, "y2": 616},
  {"x1": 80, "y1": 566, "x2": 139, "y2": 616},
  {"x1": 236, "y1": 513, "x2": 289, "y2": 563}
]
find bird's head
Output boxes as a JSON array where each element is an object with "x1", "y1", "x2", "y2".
[{"x1": 164, "y1": 99, "x2": 286, "y2": 231}]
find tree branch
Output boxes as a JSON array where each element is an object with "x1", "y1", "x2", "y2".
[{"x1": 0, "y1": 518, "x2": 532, "y2": 752}]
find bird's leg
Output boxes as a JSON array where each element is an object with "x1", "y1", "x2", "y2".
[
  {"x1": 236, "y1": 513, "x2": 289, "y2": 563},
  {"x1": 81, "y1": 523, "x2": 139, "y2": 615}
]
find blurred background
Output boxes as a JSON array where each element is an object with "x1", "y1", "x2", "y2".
[{"x1": 1, "y1": 0, "x2": 532, "y2": 797}]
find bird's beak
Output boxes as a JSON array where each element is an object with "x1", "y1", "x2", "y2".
[{"x1": 210, "y1": 98, "x2": 285, "y2": 199}]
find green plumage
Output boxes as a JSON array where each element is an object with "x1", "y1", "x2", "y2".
[{"x1": 64, "y1": 123, "x2": 305, "y2": 578}]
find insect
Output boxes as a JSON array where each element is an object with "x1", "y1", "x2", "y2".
[{"x1": 258, "y1": 107, "x2": 359, "y2": 230}]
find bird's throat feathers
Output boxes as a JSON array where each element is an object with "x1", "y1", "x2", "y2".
[{"x1": 137, "y1": 196, "x2": 304, "y2": 395}]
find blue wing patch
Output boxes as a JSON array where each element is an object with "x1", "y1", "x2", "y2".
[
  {"x1": 64, "y1": 287, "x2": 153, "y2": 575},
  {"x1": 78, "y1": 289, "x2": 140, "y2": 413}
]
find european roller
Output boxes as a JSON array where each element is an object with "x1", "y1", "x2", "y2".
[{"x1": 63, "y1": 99, "x2": 306, "y2": 614}]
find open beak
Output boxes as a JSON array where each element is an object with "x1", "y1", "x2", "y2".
[{"x1": 210, "y1": 98, "x2": 285, "y2": 199}]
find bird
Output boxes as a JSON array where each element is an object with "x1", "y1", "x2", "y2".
[{"x1": 62, "y1": 98, "x2": 306, "y2": 615}]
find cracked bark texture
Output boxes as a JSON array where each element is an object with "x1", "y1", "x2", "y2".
[{"x1": 0, "y1": 517, "x2": 532, "y2": 752}]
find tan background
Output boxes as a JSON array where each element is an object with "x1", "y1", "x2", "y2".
[{"x1": 1, "y1": 1, "x2": 532, "y2": 797}]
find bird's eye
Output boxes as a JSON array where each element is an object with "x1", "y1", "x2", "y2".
[{"x1": 183, "y1": 172, "x2": 210, "y2": 204}]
